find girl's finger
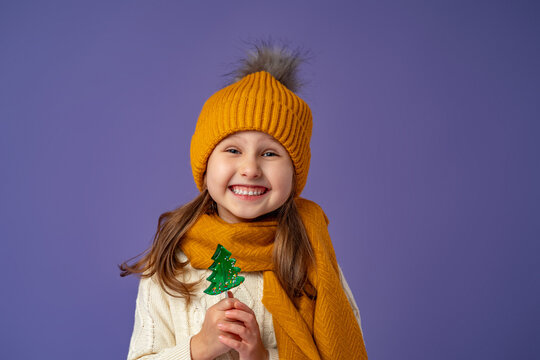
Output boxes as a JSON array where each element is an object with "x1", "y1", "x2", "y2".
[
  {"x1": 213, "y1": 297, "x2": 237, "y2": 311},
  {"x1": 218, "y1": 327, "x2": 242, "y2": 342},
  {"x1": 233, "y1": 300, "x2": 255, "y2": 314},
  {"x1": 218, "y1": 322, "x2": 249, "y2": 340},
  {"x1": 224, "y1": 309, "x2": 257, "y2": 327},
  {"x1": 218, "y1": 334, "x2": 243, "y2": 351},
  {"x1": 227, "y1": 290, "x2": 234, "y2": 298}
]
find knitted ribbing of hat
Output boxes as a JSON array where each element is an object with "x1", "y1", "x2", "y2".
[{"x1": 181, "y1": 198, "x2": 368, "y2": 359}]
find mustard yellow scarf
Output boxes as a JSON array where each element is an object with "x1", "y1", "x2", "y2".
[{"x1": 181, "y1": 198, "x2": 368, "y2": 359}]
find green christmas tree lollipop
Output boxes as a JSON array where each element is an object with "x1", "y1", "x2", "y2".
[{"x1": 204, "y1": 244, "x2": 245, "y2": 295}]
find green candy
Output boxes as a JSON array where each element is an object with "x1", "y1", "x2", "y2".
[{"x1": 204, "y1": 244, "x2": 245, "y2": 295}]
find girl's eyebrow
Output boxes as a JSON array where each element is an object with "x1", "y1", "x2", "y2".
[
  {"x1": 220, "y1": 135, "x2": 245, "y2": 144},
  {"x1": 221, "y1": 140, "x2": 280, "y2": 148}
]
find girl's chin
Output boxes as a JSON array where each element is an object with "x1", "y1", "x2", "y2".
[
  {"x1": 218, "y1": 208, "x2": 276, "y2": 223},
  {"x1": 227, "y1": 213, "x2": 262, "y2": 223}
]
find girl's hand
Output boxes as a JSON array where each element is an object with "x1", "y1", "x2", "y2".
[
  {"x1": 217, "y1": 298, "x2": 269, "y2": 360},
  {"x1": 190, "y1": 292, "x2": 241, "y2": 360}
]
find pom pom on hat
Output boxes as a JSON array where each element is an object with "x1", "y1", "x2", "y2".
[
  {"x1": 190, "y1": 41, "x2": 313, "y2": 196},
  {"x1": 226, "y1": 40, "x2": 307, "y2": 93}
]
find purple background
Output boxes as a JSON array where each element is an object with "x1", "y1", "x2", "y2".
[{"x1": 1, "y1": 1, "x2": 538, "y2": 359}]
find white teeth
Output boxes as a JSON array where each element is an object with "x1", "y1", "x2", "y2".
[{"x1": 231, "y1": 187, "x2": 265, "y2": 196}]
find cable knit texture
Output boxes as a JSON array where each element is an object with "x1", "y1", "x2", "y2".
[
  {"x1": 181, "y1": 198, "x2": 368, "y2": 360},
  {"x1": 127, "y1": 257, "x2": 363, "y2": 360},
  {"x1": 190, "y1": 71, "x2": 312, "y2": 195},
  {"x1": 127, "y1": 259, "x2": 279, "y2": 360}
]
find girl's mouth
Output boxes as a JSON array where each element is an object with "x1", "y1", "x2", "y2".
[{"x1": 229, "y1": 185, "x2": 269, "y2": 197}]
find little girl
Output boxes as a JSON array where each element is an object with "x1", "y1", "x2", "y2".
[{"x1": 121, "y1": 44, "x2": 368, "y2": 360}]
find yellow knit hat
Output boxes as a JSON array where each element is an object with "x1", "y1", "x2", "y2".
[{"x1": 190, "y1": 70, "x2": 312, "y2": 195}]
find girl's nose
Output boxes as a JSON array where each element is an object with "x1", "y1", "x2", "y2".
[{"x1": 240, "y1": 156, "x2": 261, "y2": 178}]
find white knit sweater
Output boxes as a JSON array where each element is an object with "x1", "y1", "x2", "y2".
[{"x1": 127, "y1": 252, "x2": 363, "y2": 360}]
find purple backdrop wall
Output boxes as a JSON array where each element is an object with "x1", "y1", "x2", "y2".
[{"x1": 1, "y1": 1, "x2": 538, "y2": 359}]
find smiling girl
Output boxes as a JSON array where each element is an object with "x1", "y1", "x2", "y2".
[{"x1": 120, "y1": 43, "x2": 368, "y2": 360}]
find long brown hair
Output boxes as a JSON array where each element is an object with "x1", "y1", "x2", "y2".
[{"x1": 119, "y1": 186, "x2": 315, "y2": 304}]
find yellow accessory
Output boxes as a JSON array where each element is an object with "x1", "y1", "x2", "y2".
[
  {"x1": 190, "y1": 71, "x2": 313, "y2": 196},
  {"x1": 181, "y1": 198, "x2": 368, "y2": 359}
]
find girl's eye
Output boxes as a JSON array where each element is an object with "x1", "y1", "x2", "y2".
[
  {"x1": 262, "y1": 151, "x2": 278, "y2": 157},
  {"x1": 226, "y1": 148, "x2": 240, "y2": 154}
]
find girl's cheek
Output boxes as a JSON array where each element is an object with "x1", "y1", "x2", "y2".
[{"x1": 215, "y1": 161, "x2": 234, "y2": 178}]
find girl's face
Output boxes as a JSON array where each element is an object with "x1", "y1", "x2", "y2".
[{"x1": 206, "y1": 131, "x2": 294, "y2": 223}]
